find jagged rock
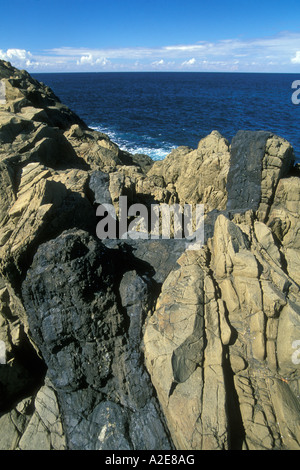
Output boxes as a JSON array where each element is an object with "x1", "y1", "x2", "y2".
[
  {"x1": 0, "y1": 113, "x2": 87, "y2": 170},
  {"x1": 102, "y1": 238, "x2": 187, "y2": 285},
  {"x1": 64, "y1": 125, "x2": 124, "y2": 171},
  {"x1": 144, "y1": 247, "x2": 229, "y2": 450},
  {"x1": 18, "y1": 383, "x2": 66, "y2": 450},
  {"x1": 0, "y1": 60, "x2": 87, "y2": 130},
  {"x1": 0, "y1": 162, "x2": 96, "y2": 286},
  {"x1": 144, "y1": 214, "x2": 300, "y2": 450},
  {"x1": 0, "y1": 382, "x2": 66, "y2": 450},
  {"x1": 0, "y1": 160, "x2": 15, "y2": 230},
  {"x1": 0, "y1": 275, "x2": 46, "y2": 416},
  {"x1": 64, "y1": 125, "x2": 153, "y2": 174},
  {"x1": 147, "y1": 130, "x2": 230, "y2": 210},
  {"x1": 0, "y1": 396, "x2": 34, "y2": 450},
  {"x1": 267, "y1": 176, "x2": 300, "y2": 286}
]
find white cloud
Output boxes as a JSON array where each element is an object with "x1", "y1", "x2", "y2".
[
  {"x1": 7, "y1": 49, "x2": 31, "y2": 60},
  {"x1": 164, "y1": 44, "x2": 205, "y2": 52},
  {"x1": 0, "y1": 48, "x2": 42, "y2": 69},
  {"x1": 95, "y1": 57, "x2": 111, "y2": 66},
  {"x1": 152, "y1": 59, "x2": 164, "y2": 66},
  {"x1": 77, "y1": 53, "x2": 94, "y2": 65},
  {"x1": 291, "y1": 51, "x2": 300, "y2": 64},
  {"x1": 2, "y1": 32, "x2": 300, "y2": 72},
  {"x1": 0, "y1": 48, "x2": 31, "y2": 62},
  {"x1": 182, "y1": 58, "x2": 196, "y2": 66},
  {"x1": 76, "y1": 54, "x2": 110, "y2": 67},
  {"x1": 45, "y1": 32, "x2": 300, "y2": 71}
]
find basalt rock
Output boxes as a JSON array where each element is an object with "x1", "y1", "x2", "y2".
[
  {"x1": 0, "y1": 60, "x2": 299, "y2": 450},
  {"x1": 227, "y1": 130, "x2": 294, "y2": 222},
  {"x1": 21, "y1": 229, "x2": 172, "y2": 450}
]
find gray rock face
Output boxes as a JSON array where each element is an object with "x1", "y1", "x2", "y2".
[
  {"x1": 227, "y1": 130, "x2": 272, "y2": 211},
  {"x1": 227, "y1": 130, "x2": 294, "y2": 217},
  {"x1": 21, "y1": 229, "x2": 172, "y2": 450},
  {"x1": 88, "y1": 170, "x2": 112, "y2": 205}
]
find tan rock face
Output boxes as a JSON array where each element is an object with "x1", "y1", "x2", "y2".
[
  {"x1": 144, "y1": 214, "x2": 300, "y2": 450},
  {"x1": 267, "y1": 176, "x2": 300, "y2": 286},
  {"x1": 144, "y1": 248, "x2": 229, "y2": 450},
  {"x1": 147, "y1": 130, "x2": 230, "y2": 211}
]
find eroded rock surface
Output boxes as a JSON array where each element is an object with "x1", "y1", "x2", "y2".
[
  {"x1": 144, "y1": 213, "x2": 300, "y2": 450},
  {"x1": 21, "y1": 229, "x2": 172, "y2": 450}
]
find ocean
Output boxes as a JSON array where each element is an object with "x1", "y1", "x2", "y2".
[{"x1": 33, "y1": 72, "x2": 300, "y2": 162}]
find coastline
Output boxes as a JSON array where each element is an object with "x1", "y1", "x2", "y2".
[
  {"x1": 31, "y1": 71, "x2": 300, "y2": 163},
  {"x1": 0, "y1": 59, "x2": 299, "y2": 451}
]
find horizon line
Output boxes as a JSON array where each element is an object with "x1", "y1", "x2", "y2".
[{"x1": 30, "y1": 70, "x2": 300, "y2": 75}]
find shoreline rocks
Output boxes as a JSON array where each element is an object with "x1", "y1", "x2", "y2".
[{"x1": 0, "y1": 59, "x2": 299, "y2": 450}]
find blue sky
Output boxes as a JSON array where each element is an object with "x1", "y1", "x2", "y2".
[{"x1": 1, "y1": 0, "x2": 300, "y2": 72}]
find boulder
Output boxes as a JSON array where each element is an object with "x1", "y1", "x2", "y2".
[{"x1": 21, "y1": 229, "x2": 172, "y2": 450}]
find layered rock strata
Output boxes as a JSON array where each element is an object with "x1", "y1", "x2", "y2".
[{"x1": 0, "y1": 60, "x2": 299, "y2": 450}]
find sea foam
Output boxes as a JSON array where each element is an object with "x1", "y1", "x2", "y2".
[{"x1": 90, "y1": 125, "x2": 175, "y2": 160}]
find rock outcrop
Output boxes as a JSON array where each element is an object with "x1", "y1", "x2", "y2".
[
  {"x1": 0, "y1": 59, "x2": 299, "y2": 450},
  {"x1": 144, "y1": 214, "x2": 300, "y2": 450}
]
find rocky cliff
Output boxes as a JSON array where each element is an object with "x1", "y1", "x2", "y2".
[{"x1": 0, "y1": 60, "x2": 299, "y2": 450}]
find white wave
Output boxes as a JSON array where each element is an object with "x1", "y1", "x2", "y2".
[
  {"x1": 90, "y1": 125, "x2": 175, "y2": 161},
  {"x1": 120, "y1": 143, "x2": 176, "y2": 161}
]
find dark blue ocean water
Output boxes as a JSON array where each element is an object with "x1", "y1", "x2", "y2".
[{"x1": 33, "y1": 72, "x2": 300, "y2": 162}]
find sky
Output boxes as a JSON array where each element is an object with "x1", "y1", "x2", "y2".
[{"x1": 1, "y1": 0, "x2": 300, "y2": 72}]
